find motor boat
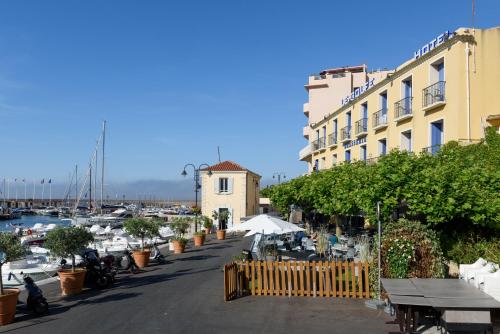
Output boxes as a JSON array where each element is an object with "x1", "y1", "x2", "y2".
[
  {"x1": 2, "y1": 256, "x2": 59, "y2": 287},
  {"x1": 58, "y1": 207, "x2": 72, "y2": 217},
  {"x1": 39, "y1": 207, "x2": 59, "y2": 216},
  {"x1": 87, "y1": 209, "x2": 134, "y2": 227}
]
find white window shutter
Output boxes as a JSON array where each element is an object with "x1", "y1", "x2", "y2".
[
  {"x1": 214, "y1": 177, "x2": 219, "y2": 194},
  {"x1": 228, "y1": 177, "x2": 233, "y2": 194}
]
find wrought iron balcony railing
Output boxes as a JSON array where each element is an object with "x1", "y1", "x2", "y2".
[
  {"x1": 422, "y1": 81, "x2": 446, "y2": 108},
  {"x1": 328, "y1": 132, "x2": 338, "y2": 146},
  {"x1": 340, "y1": 126, "x2": 351, "y2": 141},
  {"x1": 311, "y1": 137, "x2": 326, "y2": 151},
  {"x1": 355, "y1": 118, "x2": 368, "y2": 135},
  {"x1": 422, "y1": 144, "x2": 442, "y2": 155},
  {"x1": 394, "y1": 97, "x2": 413, "y2": 120},
  {"x1": 372, "y1": 108, "x2": 388, "y2": 128}
]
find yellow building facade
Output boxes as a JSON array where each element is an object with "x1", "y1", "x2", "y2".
[
  {"x1": 304, "y1": 27, "x2": 500, "y2": 172},
  {"x1": 200, "y1": 161, "x2": 261, "y2": 228}
]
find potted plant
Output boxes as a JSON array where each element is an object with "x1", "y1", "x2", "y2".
[
  {"x1": 123, "y1": 218, "x2": 160, "y2": 268},
  {"x1": 212, "y1": 210, "x2": 230, "y2": 240},
  {"x1": 170, "y1": 217, "x2": 190, "y2": 254},
  {"x1": 45, "y1": 227, "x2": 94, "y2": 296},
  {"x1": 193, "y1": 231, "x2": 205, "y2": 247},
  {"x1": 0, "y1": 233, "x2": 25, "y2": 325},
  {"x1": 202, "y1": 216, "x2": 213, "y2": 235}
]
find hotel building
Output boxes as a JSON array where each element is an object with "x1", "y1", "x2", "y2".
[{"x1": 299, "y1": 27, "x2": 500, "y2": 172}]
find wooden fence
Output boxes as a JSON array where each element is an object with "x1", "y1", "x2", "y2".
[{"x1": 224, "y1": 260, "x2": 370, "y2": 301}]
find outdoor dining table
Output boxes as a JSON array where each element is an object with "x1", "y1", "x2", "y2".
[{"x1": 382, "y1": 278, "x2": 500, "y2": 333}]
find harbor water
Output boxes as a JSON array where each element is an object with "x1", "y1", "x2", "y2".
[{"x1": 1, "y1": 215, "x2": 71, "y2": 232}]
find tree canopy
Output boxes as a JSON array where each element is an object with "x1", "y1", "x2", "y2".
[{"x1": 269, "y1": 128, "x2": 500, "y2": 230}]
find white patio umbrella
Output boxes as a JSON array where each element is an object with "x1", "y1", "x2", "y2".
[{"x1": 227, "y1": 214, "x2": 304, "y2": 237}]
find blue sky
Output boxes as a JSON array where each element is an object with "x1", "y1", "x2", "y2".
[{"x1": 0, "y1": 0, "x2": 499, "y2": 198}]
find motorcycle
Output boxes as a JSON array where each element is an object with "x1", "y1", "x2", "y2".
[
  {"x1": 23, "y1": 275, "x2": 49, "y2": 315},
  {"x1": 81, "y1": 249, "x2": 113, "y2": 289},
  {"x1": 101, "y1": 254, "x2": 117, "y2": 283}
]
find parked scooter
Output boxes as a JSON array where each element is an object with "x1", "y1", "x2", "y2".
[
  {"x1": 23, "y1": 275, "x2": 49, "y2": 315},
  {"x1": 118, "y1": 247, "x2": 139, "y2": 274},
  {"x1": 149, "y1": 243, "x2": 166, "y2": 264}
]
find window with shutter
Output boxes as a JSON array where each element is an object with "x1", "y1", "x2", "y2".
[{"x1": 219, "y1": 177, "x2": 229, "y2": 193}]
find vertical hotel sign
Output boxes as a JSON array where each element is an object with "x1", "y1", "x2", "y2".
[{"x1": 414, "y1": 31, "x2": 453, "y2": 59}]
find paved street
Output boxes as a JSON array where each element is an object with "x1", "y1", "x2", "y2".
[{"x1": 1, "y1": 234, "x2": 398, "y2": 334}]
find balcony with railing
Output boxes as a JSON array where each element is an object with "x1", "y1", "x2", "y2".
[
  {"x1": 311, "y1": 137, "x2": 326, "y2": 151},
  {"x1": 421, "y1": 144, "x2": 442, "y2": 155},
  {"x1": 355, "y1": 118, "x2": 368, "y2": 137},
  {"x1": 422, "y1": 81, "x2": 446, "y2": 111},
  {"x1": 299, "y1": 145, "x2": 312, "y2": 161},
  {"x1": 394, "y1": 97, "x2": 413, "y2": 122},
  {"x1": 340, "y1": 126, "x2": 351, "y2": 142},
  {"x1": 327, "y1": 132, "x2": 338, "y2": 147},
  {"x1": 372, "y1": 108, "x2": 388, "y2": 130}
]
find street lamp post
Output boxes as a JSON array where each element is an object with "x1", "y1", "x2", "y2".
[
  {"x1": 181, "y1": 163, "x2": 212, "y2": 233},
  {"x1": 272, "y1": 172, "x2": 286, "y2": 184}
]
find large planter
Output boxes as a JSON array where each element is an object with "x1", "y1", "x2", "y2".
[
  {"x1": 194, "y1": 234, "x2": 205, "y2": 247},
  {"x1": 172, "y1": 240, "x2": 186, "y2": 254},
  {"x1": 0, "y1": 288, "x2": 20, "y2": 325},
  {"x1": 58, "y1": 269, "x2": 87, "y2": 296},
  {"x1": 216, "y1": 230, "x2": 226, "y2": 240},
  {"x1": 132, "y1": 250, "x2": 151, "y2": 268}
]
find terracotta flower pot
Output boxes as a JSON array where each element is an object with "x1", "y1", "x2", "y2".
[
  {"x1": 216, "y1": 230, "x2": 226, "y2": 240},
  {"x1": 0, "y1": 288, "x2": 20, "y2": 325},
  {"x1": 132, "y1": 250, "x2": 151, "y2": 268},
  {"x1": 172, "y1": 240, "x2": 186, "y2": 254},
  {"x1": 194, "y1": 234, "x2": 205, "y2": 247},
  {"x1": 204, "y1": 228, "x2": 211, "y2": 235},
  {"x1": 58, "y1": 269, "x2": 87, "y2": 296}
]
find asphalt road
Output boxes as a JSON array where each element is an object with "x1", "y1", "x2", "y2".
[{"x1": 1, "y1": 234, "x2": 398, "y2": 334}]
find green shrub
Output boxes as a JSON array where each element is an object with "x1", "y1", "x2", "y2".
[
  {"x1": 170, "y1": 216, "x2": 191, "y2": 240},
  {"x1": 445, "y1": 235, "x2": 500, "y2": 264},
  {"x1": 0, "y1": 233, "x2": 26, "y2": 294},
  {"x1": 45, "y1": 227, "x2": 94, "y2": 270},
  {"x1": 369, "y1": 219, "x2": 446, "y2": 296},
  {"x1": 124, "y1": 218, "x2": 160, "y2": 251}
]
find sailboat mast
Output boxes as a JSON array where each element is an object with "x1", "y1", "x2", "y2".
[
  {"x1": 75, "y1": 164, "x2": 78, "y2": 206},
  {"x1": 89, "y1": 162, "x2": 92, "y2": 212},
  {"x1": 101, "y1": 120, "x2": 106, "y2": 213},
  {"x1": 95, "y1": 140, "x2": 98, "y2": 212}
]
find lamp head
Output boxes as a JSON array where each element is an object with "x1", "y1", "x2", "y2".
[
  {"x1": 181, "y1": 170, "x2": 187, "y2": 177},
  {"x1": 207, "y1": 170, "x2": 213, "y2": 176}
]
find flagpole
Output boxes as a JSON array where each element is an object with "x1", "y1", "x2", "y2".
[
  {"x1": 7, "y1": 179, "x2": 10, "y2": 201},
  {"x1": 24, "y1": 180, "x2": 27, "y2": 204},
  {"x1": 41, "y1": 180, "x2": 45, "y2": 203},
  {"x1": 15, "y1": 179, "x2": 18, "y2": 202},
  {"x1": 32, "y1": 180, "x2": 36, "y2": 208},
  {"x1": 49, "y1": 180, "x2": 52, "y2": 206}
]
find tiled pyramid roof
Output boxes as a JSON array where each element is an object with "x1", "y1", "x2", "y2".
[{"x1": 202, "y1": 160, "x2": 247, "y2": 172}]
